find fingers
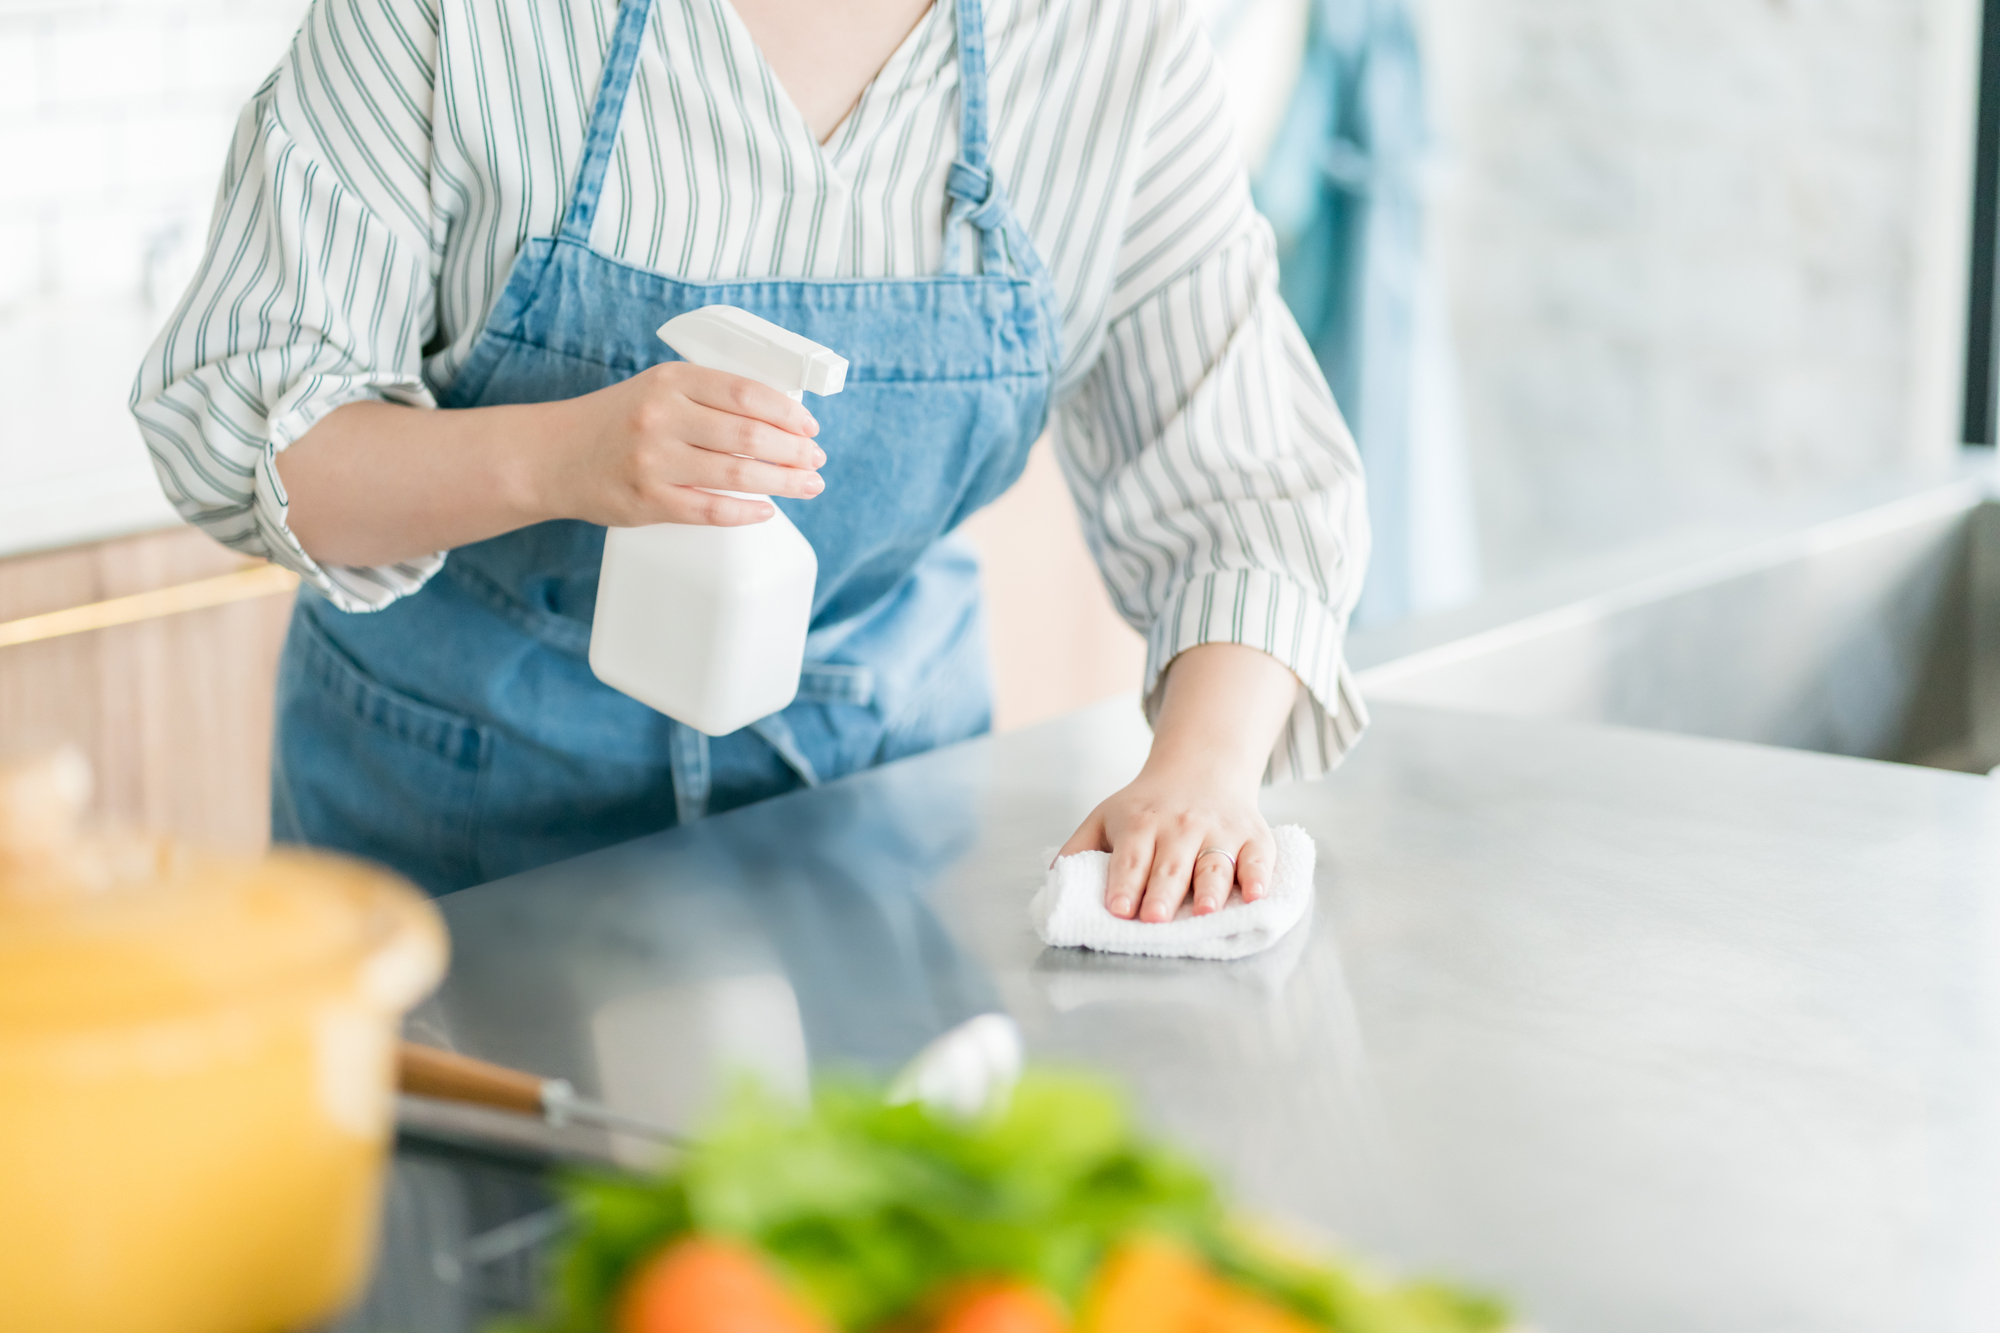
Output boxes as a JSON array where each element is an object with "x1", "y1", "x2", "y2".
[
  {"x1": 673, "y1": 431, "x2": 825, "y2": 499},
  {"x1": 1080, "y1": 789, "x2": 1269, "y2": 926},
  {"x1": 1104, "y1": 831, "x2": 1155, "y2": 920},
  {"x1": 1236, "y1": 829, "x2": 1275, "y2": 903},
  {"x1": 680, "y1": 400, "x2": 826, "y2": 473},
  {"x1": 607, "y1": 366, "x2": 825, "y2": 530},
  {"x1": 1137, "y1": 824, "x2": 1205, "y2": 923},
  {"x1": 650, "y1": 488, "x2": 779, "y2": 527},
  {"x1": 673, "y1": 364, "x2": 821, "y2": 439},
  {"x1": 1124, "y1": 822, "x2": 1271, "y2": 922},
  {"x1": 1189, "y1": 846, "x2": 1236, "y2": 916}
]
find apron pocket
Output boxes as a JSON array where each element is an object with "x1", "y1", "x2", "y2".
[{"x1": 271, "y1": 606, "x2": 493, "y2": 896}]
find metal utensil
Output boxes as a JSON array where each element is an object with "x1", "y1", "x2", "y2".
[
  {"x1": 397, "y1": 1010, "x2": 1020, "y2": 1149},
  {"x1": 396, "y1": 1042, "x2": 685, "y2": 1146}
]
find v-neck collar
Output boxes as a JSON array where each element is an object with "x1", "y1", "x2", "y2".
[{"x1": 707, "y1": 0, "x2": 946, "y2": 162}]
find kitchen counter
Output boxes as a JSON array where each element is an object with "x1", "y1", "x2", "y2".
[{"x1": 379, "y1": 693, "x2": 2000, "y2": 1332}]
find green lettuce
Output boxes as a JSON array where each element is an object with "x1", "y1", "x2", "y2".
[{"x1": 509, "y1": 1072, "x2": 1506, "y2": 1333}]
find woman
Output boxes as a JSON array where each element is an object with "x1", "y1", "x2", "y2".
[{"x1": 132, "y1": 0, "x2": 1368, "y2": 921}]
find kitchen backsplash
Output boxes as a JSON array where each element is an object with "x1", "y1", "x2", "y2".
[
  {"x1": 0, "y1": 0, "x2": 306, "y2": 556},
  {"x1": 0, "y1": 0, "x2": 1972, "y2": 592},
  {"x1": 1419, "y1": 0, "x2": 1976, "y2": 578},
  {"x1": 0, "y1": 0, "x2": 306, "y2": 314}
]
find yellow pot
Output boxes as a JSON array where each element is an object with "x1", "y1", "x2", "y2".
[{"x1": 0, "y1": 751, "x2": 447, "y2": 1333}]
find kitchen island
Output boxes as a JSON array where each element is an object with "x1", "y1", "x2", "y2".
[{"x1": 354, "y1": 689, "x2": 2000, "y2": 1333}]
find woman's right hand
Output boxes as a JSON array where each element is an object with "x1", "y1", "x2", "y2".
[
  {"x1": 277, "y1": 363, "x2": 824, "y2": 568},
  {"x1": 537, "y1": 361, "x2": 826, "y2": 528}
]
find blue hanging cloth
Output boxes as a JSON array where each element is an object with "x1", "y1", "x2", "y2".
[{"x1": 1248, "y1": 0, "x2": 1469, "y2": 624}]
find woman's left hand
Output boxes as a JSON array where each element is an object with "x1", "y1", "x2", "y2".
[
  {"x1": 1057, "y1": 764, "x2": 1274, "y2": 921},
  {"x1": 1055, "y1": 642, "x2": 1302, "y2": 922}
]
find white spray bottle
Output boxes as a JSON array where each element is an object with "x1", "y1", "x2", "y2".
[{"x1": 588, "y1": 305, "x2": 847, "y2": 735}]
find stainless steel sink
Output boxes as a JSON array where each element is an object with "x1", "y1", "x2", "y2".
[{"x1": 1350, "y1": 467, "x2": 2000, "y2": 773}]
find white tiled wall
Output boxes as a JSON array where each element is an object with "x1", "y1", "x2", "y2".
[
  {"x1": 2, "y1": 0, "x2": 1979, "y2": 584},
  {"x1": 0, "y1": 0, "x2": 305, "y2": 311},
  {"x1": 0, "y1": 0, "x2": 306, "y2": 556},
  {"x1": 1418, "y1": 0, "x2": 1982, "y2": 582}
]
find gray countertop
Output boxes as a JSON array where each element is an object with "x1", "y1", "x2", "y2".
[{"x1": 417, "y1": 696, "x2": 2000, "y2": 1332}]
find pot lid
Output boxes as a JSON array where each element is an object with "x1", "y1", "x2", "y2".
[{"x1": 0, "y1": 749, "x2": 444, "y2": 1031}]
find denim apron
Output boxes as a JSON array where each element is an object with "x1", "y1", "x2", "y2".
[{"x1": 271, "y1": 0, "x2": 1057, "y2": 896}]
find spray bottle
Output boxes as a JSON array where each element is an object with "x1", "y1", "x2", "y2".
[{"x1": 589, "y1": 305, "x2": 848, "y2": 735}]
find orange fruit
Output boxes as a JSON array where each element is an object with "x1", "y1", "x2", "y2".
[{"x1": 614, "y1": 1235, "x2": 834, "y2": 1333}]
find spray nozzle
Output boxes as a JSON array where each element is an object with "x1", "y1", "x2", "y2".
[{"x1": 658, "y1": 306, "x2": 848, "y2": 400}]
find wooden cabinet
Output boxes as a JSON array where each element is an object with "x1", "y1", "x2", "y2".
[
  {"x1": 0, "y1": 458, "x2": 1135, "y2": 855},
  {"x1": 0, "y1": 527, "x2": 295, "y2": 854}
]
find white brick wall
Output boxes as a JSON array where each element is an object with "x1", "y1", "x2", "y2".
[
  {"x1": 0, "y1": 0, "x2": 1981, "y2": 574},
  {"x1": 0, "y1": 0, "x2": 305, "y2": 311},
  {"x1": 1418, "y1": 0, "x2": 1981, "y2": 580},
  {"x1": 0, "y1": 0, "x2": 305, "y2": 555}
]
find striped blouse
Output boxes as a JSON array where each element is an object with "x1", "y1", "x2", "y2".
[{"x1": 130, "y1": 0, "x2": 1370, "y2": 780}]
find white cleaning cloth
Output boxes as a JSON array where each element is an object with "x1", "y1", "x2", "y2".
[{"x1": 1030, "y1": 825, "x2": 1316, "y2": 961}]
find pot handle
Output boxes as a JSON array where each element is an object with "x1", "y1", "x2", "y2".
[{"x1": 398, "y1": 1042, "x2": 549, "y2": 1117}]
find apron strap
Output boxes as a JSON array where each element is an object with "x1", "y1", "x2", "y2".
[
  {"x1": 747, "y1": 714, "x2": 822, "y2": 789},
  {"x1": 668, "y1": 722, "x2": 711, "y2": 826},
  {"x1": 942, "y1": 0, "x2": 1002, "y2": 275},
  {"x1": 940, "y1": 0, "x2": 1060, "y2": 361},
  {"x1": 952, "y1": 0, "x2": 992, "y2": 174},
  {"x1": 668, "y1": 713, "x2": 823, "y2": 825},
  {"x1": 560, "y1": 0, "x2": 658, "y2": 246}
]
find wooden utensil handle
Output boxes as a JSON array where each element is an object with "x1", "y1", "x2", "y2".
[{"x1": 397, "y1": 1042, "x2": 548, "y2": 1117}]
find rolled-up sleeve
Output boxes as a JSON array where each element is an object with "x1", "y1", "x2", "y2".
[
  {"x1": 131, "y1": 0, "x2": 444, "y2": 613},
  {"x1": 1054, "y1": 8, "x2": 1371, "y2": 782}
]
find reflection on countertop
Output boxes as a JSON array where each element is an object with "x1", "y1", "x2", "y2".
[{"x1": 360, "y1": 667, "x2": 2000, "y2": 1332}]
